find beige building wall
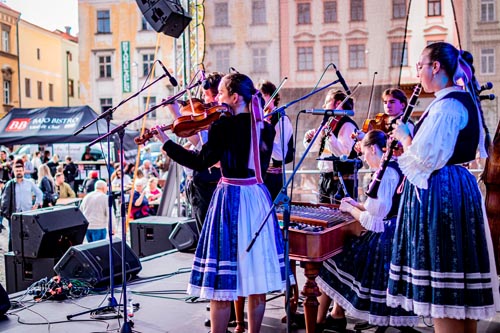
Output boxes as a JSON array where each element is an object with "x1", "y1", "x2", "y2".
[
  {"x1": 0, "y1": 3, "x2": 20, "y2": 116},
  {"x1": 79, "y1": 0, "x2": 177, "y2": 130},
  {"x1": 18, "y1": 21, "x2": 80, "y2": 108},
  {"x1": 203, "y1": 0, "x2": 281, "y2": 83}
]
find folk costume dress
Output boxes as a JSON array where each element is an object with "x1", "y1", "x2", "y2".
[
  {"x1": 387, "y1": 87, "x2": 500, "y2": 319},
  {"x1": 316, "y1": 161, "x2": 419, "y2": 326},
  {"x1": 162, "y1": 101, "x2": 288, "y2": 300}
]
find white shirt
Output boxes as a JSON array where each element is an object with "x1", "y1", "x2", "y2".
[
  {"x1": 398, "y1": 87, "x2": 471, "y2": 189},
  {"x1": 359, "y1": 166, "x2": 400, "y2": 232},
  {"x1": 80, "y1": 190, "x2": 109, "y2": 230},
  {"x1": 303, "y1": 120, "x2": 357, "y2": 173},
  {"x1": 270, "y1": 115, "x2": 293, "y2": 162}
]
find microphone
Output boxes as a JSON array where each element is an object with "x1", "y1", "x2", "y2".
[
  {"x1": 317, "y1": 154, "x2": 363, "y2": 165},
  {"x1": 479, "y1": 94, "x2": 495, "y2": 101},
  {"x1": 158, "y1": 60, "x2": 178, "y2": 87},
  {"x1": 333, "y1": 63, "x2": 351, "y2": 95},
  {"x1": 479, "y1": 82, "x2": 493, "y2": 93},
  {"x1": 201, "y1": 71, "x2": 210, "y2": 90},
  {"x1": 229, "y1": 67, "x2": 240, "y2": 74},
  {"x1": 303, "y1": 109, "x2": 354, "y2": 117}
]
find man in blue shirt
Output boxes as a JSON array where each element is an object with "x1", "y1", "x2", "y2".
[{"x1": 1, "y1": 160, "x2": 43, "y2": 251}]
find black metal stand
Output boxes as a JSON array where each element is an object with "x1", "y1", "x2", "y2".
[
  {"x1": 69, "y1": 77, "x2": 204, "y2": 330},
  {"x1": 66, "y1": 114, "x2": 119, "y2": 322},
  {"x1": 247, "y1": 79, "x2": 340, "y2": 333}
]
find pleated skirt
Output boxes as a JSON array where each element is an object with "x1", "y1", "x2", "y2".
[
  {"x1": 187, "y1": 182, "x2": 287, "y2": 300},
  {"x1": 387, "y1": 165, "x2": 500, "y2": 319},
  {"x1": 317, "y1": 218, "x2": 419, "y2": 326}
]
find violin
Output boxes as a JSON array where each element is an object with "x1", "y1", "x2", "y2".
[{"x1": 134, "y1": 100, "x2": 231, "y2": 145}]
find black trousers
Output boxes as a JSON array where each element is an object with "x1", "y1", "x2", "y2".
[
  {"x1": 263, "y1": 172, "x2": 283, "y2": 202},
  {"x1": 186, "y1": 179, "x2": 218, "y2": 233},
  {"x1": 319, "y1": 172, "x2": 355, "y2": 204}
]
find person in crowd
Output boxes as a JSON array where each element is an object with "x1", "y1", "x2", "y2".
[
  {"x1": 155, "y1": 73, "x2": 288, "y2": 333},
  {"x1": 54, "y1": 172, "x2": 76, "y2": 199},
  {"x1": 316, "y1": 130, "x2": 419, "y2": 332},
  {"x1": 145, "y1": 177, "x2": 162, "y2": 215},
  {"x1": 138, "y1": 159, "x2": 159, "y2": 179},
  {"x1": 31, "y1": 151, "x2": 42, "y2": 181},
  {"x1": 1, "y1": 159, "x2": 43, "y2": 250},
  {"x1": 63, "y1": 155, "x2": 79, "y2": 193},
  {"x1": 80, "y1": 180, "x2": 109, "y2": 242},
  {"x1": 387, "y1": 41, "x2": 500, "y2": 333},
  {"x1": 258, "y1": 80, "x2": 294, "y2": 201},
  {"x1": 0, "y1": 150, "x2": 12, "y2": 182},
  {"x1": 82, "y1": 171, "x2": 99, "y2": 194},
  {"x1": 111, "y1": 168, "x2": 132, "y2": 189},
  {"x1": 42, "y1": 150, "x2": 51, "y2": 164},
  {"x1": 303, "y1": 90, "x2": 359, "y2": 203},
  {"x1": 38, "y1": 164, "x2": 57, "y2": 208},
  {"x1": 124, "y1": 163, "x2": 135, "y2": 178},
  {"x1": 21, "y1": 154, "x2": 35, "y2": 179},
  {"x1": 81, "y1": 146, "x2": 96, "y2": 161},
  {"x1": 46, "y1": 154, "x2": 60, "y2": 177},
  {"x1": 141, "y1": 146, "x2": 152, "y2": 164},
  {"x1": 129, "y1": 178, "x2": 151, "y2": 220}
]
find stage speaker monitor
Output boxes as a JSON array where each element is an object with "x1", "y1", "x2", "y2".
[
  {"x1": 168, "y1": 218, "x2": 198, "y2": 252},
  {"x1": 54, "y1": 238, "x2": 142, "y2": 286},
  {"x1": 11, "y1": 206, "x2": 88, "y2": 259},
  {"x1": 136, "y1": 0, "x2": 192, "y2": 38},
  {"x1": 4, "y1": 252, "x2": 58, "y2": 294},
  {"x1": 130, "y1": 216, "x2": 192, "y2": 257}
]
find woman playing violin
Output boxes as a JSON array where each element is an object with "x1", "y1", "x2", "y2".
[{"x1": 155, "y1": 73, "x2": 289, "y2": 333}]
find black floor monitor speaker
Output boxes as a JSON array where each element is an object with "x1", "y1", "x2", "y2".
[
  {"x1": 135, "y1": 0, "x2": 192, "y2": 38},
  {"x1": 168, "y1": 219, "x2": 198, "y2": 252},
  {"x1": 130, "y1": 216, "x2": 193, "y2": 257},
  {"x1": 54, "y1": 238, "x2": 142, "y2": 286},
  {"x1": 4, "y1": 252, "x2": 58, "y2": 294},
  {"x1": 11, "y1": 206, "x2": 88, "y2": 259}
]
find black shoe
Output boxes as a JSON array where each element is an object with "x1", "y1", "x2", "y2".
[
  {"x1": 323, "y1": 314, "x2": 347, "y2": 332},
  {"x1": 353, "y1": 321, "x2": 377, "y2": 331}
]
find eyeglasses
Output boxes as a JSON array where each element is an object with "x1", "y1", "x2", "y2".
[{"x1": 416, "y1": 62, "x2": 433, "y2": 72}]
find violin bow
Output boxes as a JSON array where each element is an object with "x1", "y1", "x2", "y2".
[
  {"x1": 263, "y1": 77, "x2": 288, "y2": 112},
  {"x1": 365, "y1": 71, "x2": 378, "y2": 121}
]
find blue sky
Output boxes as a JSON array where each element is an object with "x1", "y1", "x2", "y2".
[{"x1": 5, "y1": 0, "x2": 79, "y2": 34}]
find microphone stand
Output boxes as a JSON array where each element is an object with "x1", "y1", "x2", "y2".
[
  {"x1": 90, "y1": 80, "x2": 202, "y2": 333},
  {"x1": 248, "y1": 79, "x2": 339, "y2": 333},
  {"x1": 70, "y1": 73, "x2": 173, "y2": 320},
  {"x1": 70, "y1": 75, "x2": 202, "y2": 331}
]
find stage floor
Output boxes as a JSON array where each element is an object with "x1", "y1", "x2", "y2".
[{"x1": 1, "y1": 250, "x2": 499, "y2": 333}]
